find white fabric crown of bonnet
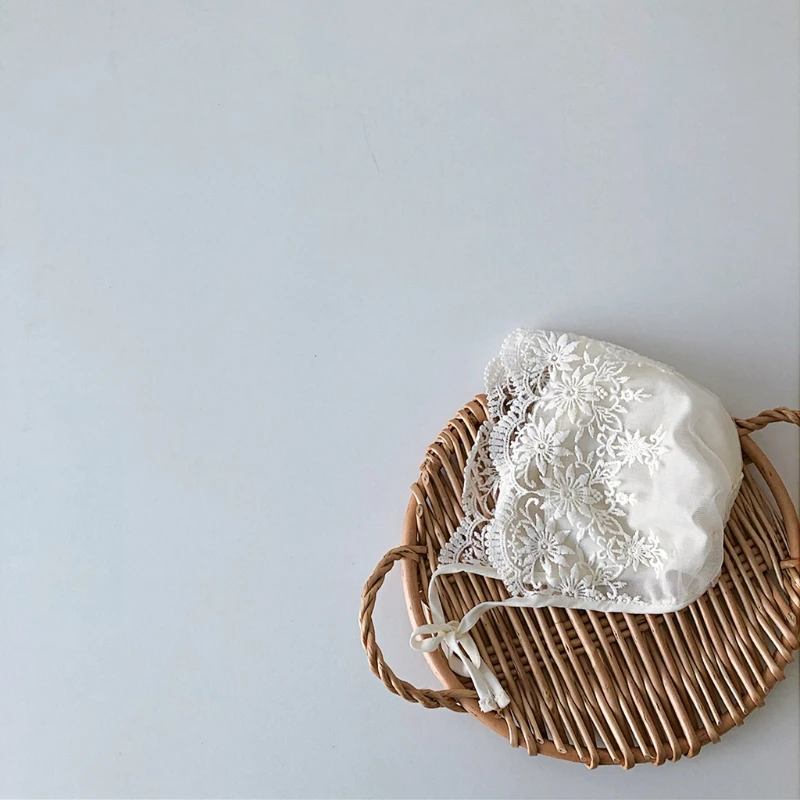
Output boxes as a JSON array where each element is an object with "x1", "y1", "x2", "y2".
[{"x1": 411, "y1": 329, "x2": 743, "y2": 712}]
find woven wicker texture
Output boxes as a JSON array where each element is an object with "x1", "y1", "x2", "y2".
[{"x1": 360, "y1": 399, "x2": 800, "y2": 768}]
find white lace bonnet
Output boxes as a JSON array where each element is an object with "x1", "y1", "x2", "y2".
[{"x1": 410, "y1": 329, "x2": 743, "y2": 712}]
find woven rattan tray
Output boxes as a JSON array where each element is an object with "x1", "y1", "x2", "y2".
[{"x1": 361, "y1": 400, "x2": 800, "y2": 768}]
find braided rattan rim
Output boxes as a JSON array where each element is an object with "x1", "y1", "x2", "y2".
[{"x1": 360, "y1": 403, "x2": 800, "y2": 767}]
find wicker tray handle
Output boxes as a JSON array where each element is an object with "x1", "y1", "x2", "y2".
[
  {"x1": 735, "y1": 407, "x2": 800, "y2": 568},
  {"x1": 360, "y1": 407, "x2": 800, "y2": 710},
  {"x1": 359, "y1": 544, "x2": 479, "y2": 711}
]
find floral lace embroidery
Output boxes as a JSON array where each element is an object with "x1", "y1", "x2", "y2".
[{"x1": 440, "y1": 330, "x2": 672, "y2": 606}]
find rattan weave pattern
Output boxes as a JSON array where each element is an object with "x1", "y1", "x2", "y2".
[{"x1": 360, "y1": 399, "x2": 800, "y2": 768}]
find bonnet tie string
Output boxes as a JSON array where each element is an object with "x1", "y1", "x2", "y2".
[{"x1": 409, "y1": 563, "x2": 515, "y2": 713}]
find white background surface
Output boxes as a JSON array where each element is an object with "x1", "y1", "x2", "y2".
[{"x1": 1, "y1": 2, "x2": 798, "y2": 798}]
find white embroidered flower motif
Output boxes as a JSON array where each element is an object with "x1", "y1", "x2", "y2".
[
  {"x1": 512, "y1": 416, "x2": 570, "y2": 473},
  {"x1": 542, "y1": 368, "x2": 597, "y2": 424},
  {"x1": 534, "y1": 331, "x2": 581, "y2": 372},
  {"x1": 511, "y1": 514, "x2": 574, "y2": 574},
  {"x1": 611, "y1": 530, "x2": 667, "y2": 575},
  {"x1": 533, "y1": 462, "x2": 604, "y2": 525},
  {"x1": 614, "y1": 593, "x2": 644, "y2": 605},
  {"x1": 555, "y1": 562, "x2": 595, "y2": 598},
  {"x1": 620, "y1": 386, "x2": 650, "y2": 404},
  {"x1": 614, "y1": 426, "x2": 669, "y2": 475},
  {"x1": 612, "y1": 491, "x2": 636, "y2": 507},
  {"x1": 587, "y1": 558, "x2": 626, "y2": 597}
]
